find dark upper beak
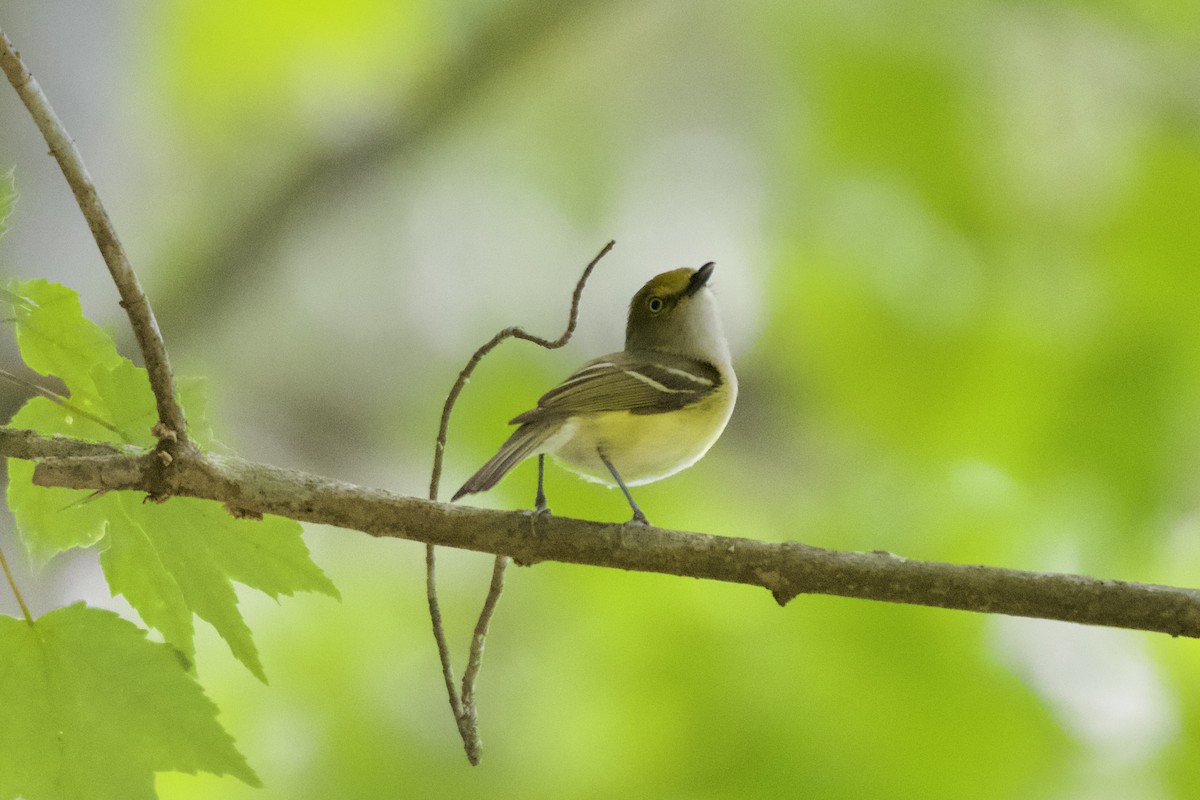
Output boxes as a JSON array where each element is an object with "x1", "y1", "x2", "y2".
[{"x1": 685, "y1": 262, "x2": 716, "y2": 296}]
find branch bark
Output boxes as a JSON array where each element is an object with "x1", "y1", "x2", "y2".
[{"x1": 6, "y1": 426, "x2": 1200, "y2": 639}]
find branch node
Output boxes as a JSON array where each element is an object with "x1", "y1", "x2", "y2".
[
  {"x1": 872, "y1": 549, "x2": 905, "y2": 561},
  {"x1": 756, "y1": 567, "x2": 799, "y2": 607},
  {"x1": 771, "y1": 588, "x2": 799, "y2": 607},
  {"x1": 151, "y1": 422, "x2": 179, "y2": 444},
  {"x1": 224, "y1": 503, "x2": 263, "y2": 521}
]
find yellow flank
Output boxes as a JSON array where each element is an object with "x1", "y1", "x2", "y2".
[
  {"x1": 548, "y1": 380, "x2": 736, "y2": 486},
  {"x1": 452, "y1": 261, "x2": 736, "y2": 515}
]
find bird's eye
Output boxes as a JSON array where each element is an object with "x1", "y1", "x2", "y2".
[{"x1": 648, "y1": 297, "x2": 664, "y2": 313}]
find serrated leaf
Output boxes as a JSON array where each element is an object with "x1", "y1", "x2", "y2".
[
  {"x1": 7, "y1": 396, "x2": 128, "y2": 561},
  {"x1": 177, "y1": 375, "x2": 216, "y2": 448},
  {"x1": 100, "y1": 496, "x2": 339, "y2": 682},
  {"x1": 0, "y1": 603, "x2": 259, "y2": 800},
  {"x1": 98, "y1": 501, "x2": 197, "y2": 666},
  {"x1": 5, "y1": 395, "x2": 115, "y2": 560},
  {"x1": 5, "y1": 279, "x2": 124, "y2": 404},
  {"x1": 5, "y1": 457, "x2": 112, "y2": 559},
  {"x1": 91, "y1": 359, "x2": 160, "y2": 445},
  {"x1": 4, "y1": 279, "x2": 338, "y2": 680}
]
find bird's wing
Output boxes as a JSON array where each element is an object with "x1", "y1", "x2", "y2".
[{"x1": 509, "y1": 352, "x2": 722, "y2": 424}]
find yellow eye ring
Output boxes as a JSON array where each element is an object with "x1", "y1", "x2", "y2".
[{"x1": 648, "y1": 297, "x2": 664, "y2": 313}]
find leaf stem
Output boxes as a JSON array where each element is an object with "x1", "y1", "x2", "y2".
[
  {"x1": 0, "y1": 542, "x2": 33, "y2": 624},
  {"x1": 0, "y1": 369, "x2": 127, "y2": 439}
]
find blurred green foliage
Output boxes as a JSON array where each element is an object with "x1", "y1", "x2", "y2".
[{"x1": 4, "y1": 0, "x2": 1200, "y2": 797}]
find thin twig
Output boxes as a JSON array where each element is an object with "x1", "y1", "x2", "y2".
[
  {"x1": 0, "y1": 541, "x2": 32, "y2": 624},
  {"x1": 424, "y1": 543, "x2": 465, "y2": 723},
  {"x1": 0, "y1": 26, "x2": 188, "y2": 447},
  {"x1": 427, "y1": 240, "x2": 615, "y2": 500},
  {"x1": 460, "y1": 553, "x2": 509, "y2": 704},
  {"x1": 11, "y1": 429, "x2": 1200, "y2": 640},
  {"x1": 426, "y1": 240, "x2": 613, "y2": 764}
]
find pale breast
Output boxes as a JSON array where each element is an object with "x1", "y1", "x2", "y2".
[{"x1": 547, "y1": 378, "x2": 737, "y2": 486}]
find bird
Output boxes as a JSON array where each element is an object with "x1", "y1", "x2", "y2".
[{"x1": 452, "y1": 262, "x2": 736, "y2": 524}]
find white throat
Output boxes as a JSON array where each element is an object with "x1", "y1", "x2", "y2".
[{"x1": 675, "y1": 288, "x2": 732, "y2": 366}]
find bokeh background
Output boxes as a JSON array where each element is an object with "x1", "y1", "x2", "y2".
[{"x1": 3, "y1": 0, "x2": 1200, "y2": 797}]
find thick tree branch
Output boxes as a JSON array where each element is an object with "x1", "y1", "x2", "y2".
[
  {"x1": 6, "y1": 427, "x2": 1200, "y2": 639},
  {"x1": 0, "y1": 26, "x2": 188, "y2": 446}
]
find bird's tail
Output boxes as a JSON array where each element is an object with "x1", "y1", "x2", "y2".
[{"x1": 451, "y1": 422, "x2": 555, "y2": 501}]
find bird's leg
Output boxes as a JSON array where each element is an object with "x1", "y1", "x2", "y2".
[
  {"x1": 533, "y1": 454, "x2": 550, "y2": 515},
  {"x1": 598, "y1": 451, "x2": 649, "y2": 525}
]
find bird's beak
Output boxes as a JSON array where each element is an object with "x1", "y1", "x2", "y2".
[{"x1": 684, "y1": 262, "x2": 715, "y2": 296}]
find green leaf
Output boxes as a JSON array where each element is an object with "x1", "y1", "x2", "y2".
[
  {"x1": 0, "y1": 603, "x2": 259, "y2": 800},
  {"x1": 5, "y1": 279, "x2": 125, "y2": 407},
  {"x1": 3, "y1": 279, "x2": 338, "y2": 680},
  {"x1": 178, "y1": 374, "x2": 217, "y2": 448},
  {"x1": 0, "y1": 167, "x2": 14, "y2": 239},
  {"x1": 100, "y1": 494, "x2": 339, "y2": 682},
  {"x1": 98, "y1": 499, "x2": 197, "y2": 667},
  {"x1": 6, "y1": 399, "x2": 114, "y2": 559}
]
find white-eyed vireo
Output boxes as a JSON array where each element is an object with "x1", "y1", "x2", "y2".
[{"x1": 453, "y1": 262, "x2": 736, "y2": 524}]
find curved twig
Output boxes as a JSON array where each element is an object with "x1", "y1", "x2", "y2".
[
  {"x1": 0, "y1": 541, "x2": 32, "y2": 624},
  {"x1": 425, "y1": 240, "x2": 612, "y2": 764},
  {"x1": 428, "y1": 240, "x2": 614, "y2": 500}
]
